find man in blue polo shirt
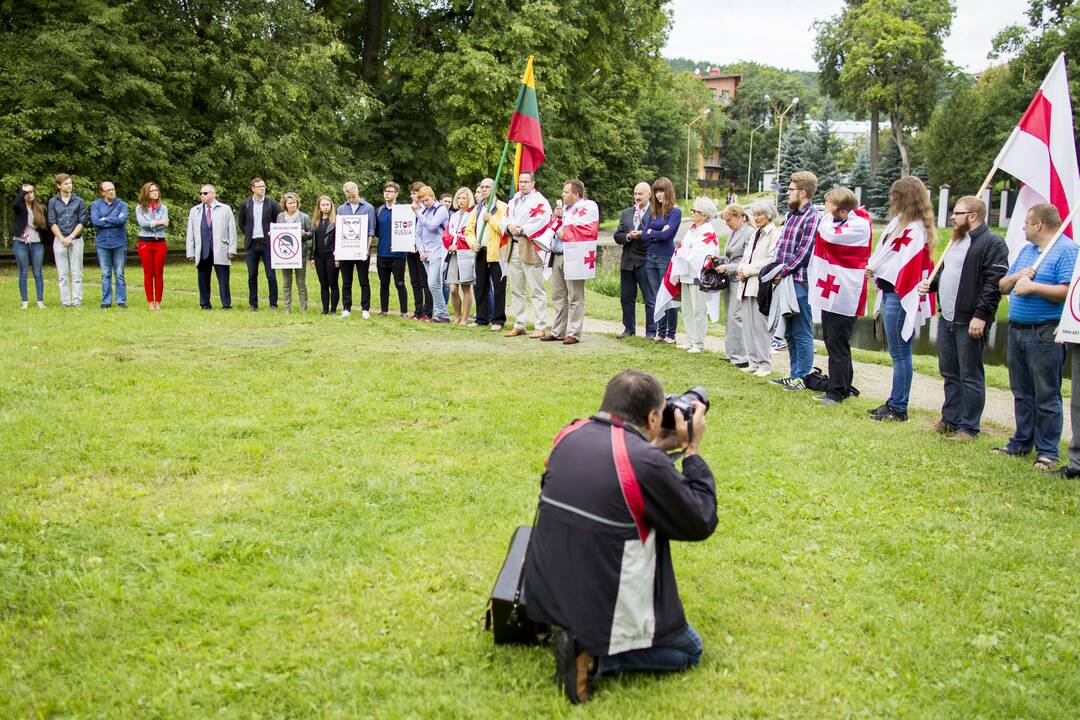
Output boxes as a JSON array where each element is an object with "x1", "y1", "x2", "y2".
[
  {"x1": 374, "y1": 181, "x2": 409, "y2": 317},
  {"x1": 996, "y1": 203, "x2": 1077, "y2": 471}
]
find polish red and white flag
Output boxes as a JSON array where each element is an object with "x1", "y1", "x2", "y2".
[
  {"x1": 868, "y1": 216, "x2": 936, "y2": 341},
  {"x1": 996, "y1": 53, "x2": 1079, "y2": 263},
  {"x1": 808, "y1": 206, "x2": 873, "y2": 321}
]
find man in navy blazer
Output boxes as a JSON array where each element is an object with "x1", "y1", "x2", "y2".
[
  {"x1": 236, "y1": 177, "x2": 282, "y2": 310},
  {"x1": 613, "y1": 182, "x2": 654, "y2": 338}
]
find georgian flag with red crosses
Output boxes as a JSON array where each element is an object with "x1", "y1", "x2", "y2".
[
  {"x1": 561, "y1": 199, "x2": 600, "y2": 280},
  {"x1": 808, "y1": 206, "x2": 873, "y2": 322},
  {"x1": 868, "y1": 215, "x2": 936, "y2": 341}
]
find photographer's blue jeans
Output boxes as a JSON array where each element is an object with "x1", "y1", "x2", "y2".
[
  {"x1": 1006, "y1": 323, "x2": 1065, "y2": 460},
  {"x1": 14, "y1": 241, "x2": 45, "y2": 302},
  {"x1": 784, "y1": 282, "x2": 813, "y2": 379},
  {"x1": 938, "y1": 318, "x2": 987, "y2": 435},
  {"x1": 644, "y1": 254, "x2": 676, "y2": 339},
  {"x1": 96, "y1": 246, "x2": 127, "y2": 306},
  {"x1": 881, "y1": 290, "x2": 912, "y2": 413},
  {"x1": 595, "y1": 625, "x2": 702, "y2": 676}
]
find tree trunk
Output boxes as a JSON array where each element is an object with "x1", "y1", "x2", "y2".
[
  {"x1": 890, "y1": 111, "x2": 911, "y2": 177},
  {"x1": 869, "y1": 107, "x2": 880, "y2": 177},
  {"x1": 361, "y1": 0, "x2": 386, "y2": 85}
]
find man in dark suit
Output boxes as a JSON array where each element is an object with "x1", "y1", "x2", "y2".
[
  {"x1": 236, "y1": 177, "x2": 282, "y2": 310},
  {"x1": 613, "y1": 182, "x2": 654, "y2": 338}
]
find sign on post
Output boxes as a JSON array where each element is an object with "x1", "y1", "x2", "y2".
[
  {"x1": 391, "y1": 204, "x2": 416, "y2": 253},
  {"x1": 335, "y1": 215, "x2": 369, "y2": 262},
  {"x1": 270, "y1": 222, "x2": 303, "y2": 270}
]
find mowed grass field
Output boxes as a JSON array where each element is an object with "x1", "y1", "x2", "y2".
[{"x1": 1, "y1": 262, "x2": 1079, "y2": 718}]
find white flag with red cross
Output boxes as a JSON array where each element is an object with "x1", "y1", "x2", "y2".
[
  {"x1": 996, "y1": 53, "x2": 1079, "y2": 264},
  {"x1": 562, "y1": 199, "x2": 600, "y2": 280},
  {"x1": 868, "y1": 216, "x2": 936, "y2": 341},
  {"x1": 653, "y1": 257, "x2": 681, "y2": 321},
  {"x1": 808, "y1": 207, "x2": 873, "y2": 321}
]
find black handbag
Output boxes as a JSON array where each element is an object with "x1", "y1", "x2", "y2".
[
  {"x1": 700, "y1": 255, "x2": 729, "y2": 292},
  {"x1": 485, "y1": 507, "x2": 549, "y2": 645}
]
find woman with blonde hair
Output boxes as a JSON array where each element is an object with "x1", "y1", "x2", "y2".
[
  {"x1": 717, "y1": 202, "x2": 752, "y2": 366},
  {"x1": 310, "y1": 195, "x2": 339, "y2": 314},
  {"x1": 867, "y1": 176, "x2": 937, "y2": 422},
  {"x1": 444, "y1": 186, "x2": 476, "y2": 324},
  {"x1": 276, "y1": 192, "x2": 313, "y2": 312},
  {"x1": 736, "y1": 200, "x2": 782, "y2": 376}
]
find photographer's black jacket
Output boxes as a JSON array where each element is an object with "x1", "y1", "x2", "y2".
[
  {"x1": 927, "y1": 223, "x2": 1009, "y2": 325},
  {"x1": 524, "y1": 416, "x2": 717, "y2": 658}
]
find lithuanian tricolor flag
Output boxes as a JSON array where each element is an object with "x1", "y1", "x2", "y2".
[{"x1": 507, "y1": 55, "x2": 545, "y2": 185}]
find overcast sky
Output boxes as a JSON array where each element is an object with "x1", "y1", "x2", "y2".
[{"x1": 663, "y1": 0, "x2": 1030, "y2": 73}]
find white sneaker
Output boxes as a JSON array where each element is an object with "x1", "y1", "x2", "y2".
[
  {"x1": 678, "y1": 343, "x2": 691, "y2": 350},
  {"x1": 361, "y1": 310, "x2": 370, "y2": 319},
  {"x1": 741, "y1": 365, "x2": 757, "y2": 373},
  {"x1": 20, "y1": 301, "x2": 28, "y2": 310},
  {"x1": 754, "y1": 368, "x2": 771, "y2": 378},
  {"x1": 687, "y1": 347, "x2": 702, "y2": 354},
  {"x1": 340, "y1": 309, "x2": 351, "y2": 318}
]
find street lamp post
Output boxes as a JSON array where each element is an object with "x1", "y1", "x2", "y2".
[
  {"x1": 773, "y1": 97, "x2": 799, "y2": 189},
  {"x1": 685, "y1": 108, "x2": 711, "y2": 204},
  {"x1": 746, "y1": 120, "x2": 766, "y2": 196}
]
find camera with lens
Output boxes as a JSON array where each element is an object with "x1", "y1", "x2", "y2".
[{"x1": 661, "y1": 386, "x2": 710, "y2": 430}]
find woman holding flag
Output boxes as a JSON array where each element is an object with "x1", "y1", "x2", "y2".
[
  {"x1": 866, "y1": 177, "x2": 937, "y2": 422},
  {"x1": 674, "y1": 197, "x2": 722, "y2": 353}
]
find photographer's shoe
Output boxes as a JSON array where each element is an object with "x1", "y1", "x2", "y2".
[{"x1": 553, "y1": 627, "x2": 592, "y2": 704}]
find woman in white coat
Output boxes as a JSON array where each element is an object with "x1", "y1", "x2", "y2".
[
  {"x1": 673, "y1": 197, "x2": 721, "y2": 353},
  {"x1": 735, "y1": 200, "x2": 782, "y2": 376}
]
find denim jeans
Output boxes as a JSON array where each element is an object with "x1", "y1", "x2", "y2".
[
  {"x1": 423, "y1": 249, "x2": 449, "y2": 320},
  {"x1": 644, "y1": 254, "x2": 676, "y2": 339},
  {"x1": 937, "y1": 318, "x2": 988, "y2": 435},
  {"x1": 595, "y1": 625, "x2": 702, "y2": 677},
  {"x1": 13, "y1": 241, "x2": 45, "y2": 302},
  {"x1": 784, "y1": 282, "x2": 813, "y2": 379},
  {"x1": 620, "y1": 264, "x2": 654, "y2": 336},
  {"x1": 1006, "y1": 323, "x2": 1066, "y2": 460},
  {"x1": 96, "y1": 246, "x2": 127, "y2": 306},
  {"x1": 881, "y1": 290, "x2": 913, "y2": 413}
]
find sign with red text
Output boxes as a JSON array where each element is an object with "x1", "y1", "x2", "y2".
[
  {"x1": 270, "y1": 223, "x2": 303, "y2": 269},
  {"x1": 391, "y1": 204, "x2": 416, "y2": 253}
]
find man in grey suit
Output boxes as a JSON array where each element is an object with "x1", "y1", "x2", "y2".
[
  {"x1": 613, "y1": 182, "x2": 654, "y2": 338},
  {"x1": 185, "y1": 184, "x2": 238, "y2": 309}
]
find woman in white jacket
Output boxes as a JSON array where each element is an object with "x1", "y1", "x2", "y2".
[
  {"x1": 673, "y1": 197, "x2": 721, "y2": 353},
  {"x1": 735, "y1": 200, "x2": 782, "y2": 376}
]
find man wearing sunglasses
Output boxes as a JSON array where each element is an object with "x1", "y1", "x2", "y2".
[{"x1": 185, "y1": 185, "x2": 237, "y2": 309}]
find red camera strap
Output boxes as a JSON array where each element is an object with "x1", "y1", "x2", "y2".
[{"x1": 611, "y1": 426, "x2": 649, "y2": 543}]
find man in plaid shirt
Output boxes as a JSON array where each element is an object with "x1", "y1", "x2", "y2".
[{"x1": 771, "y1": 171, "x2": 821, "y2": 390}]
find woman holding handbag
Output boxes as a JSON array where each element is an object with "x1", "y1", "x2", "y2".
[
  {"x1": 444, "y1": 186, "x2": 476, "y2": 324},
  {"x1": 673, "y1": 197, "x2": 721, "y2": 354}
]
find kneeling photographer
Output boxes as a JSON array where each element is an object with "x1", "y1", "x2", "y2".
[{"x1": 523, "y1": 369, "x2": 717, "y2": 704}]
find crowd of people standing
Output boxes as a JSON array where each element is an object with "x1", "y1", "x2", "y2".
[{"x1": 8, "y1": 170, "x2": 1080, "y2": 474}]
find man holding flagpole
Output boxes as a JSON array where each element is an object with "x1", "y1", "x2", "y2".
[{"x1": 466, "y1": 177, "x2": 508, "y2": 331}]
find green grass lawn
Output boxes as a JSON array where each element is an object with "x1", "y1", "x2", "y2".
[{"x1": 2, "y1": 264, "x2": 1079, "y2": 717}]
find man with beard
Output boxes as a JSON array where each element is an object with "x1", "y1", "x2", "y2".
[
  {"x1": 770, "y1": 171, "x2": 821, "y2": 390},
  {"x1": 917, "y1": 196, "x2": 1009, "y2": 441}
]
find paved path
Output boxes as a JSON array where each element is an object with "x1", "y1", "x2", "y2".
[{"x1": 580, "y1": 315, "x2": 1060, "y2": 435}]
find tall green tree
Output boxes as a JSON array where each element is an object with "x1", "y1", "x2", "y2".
[{"x1": 814, "y1": 0, "x2": 956, "y2": 177}]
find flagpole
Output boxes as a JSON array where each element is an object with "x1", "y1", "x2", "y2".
[
  {"x1": 1030, "y1": 199, "x2": 1080, "y2": 271},
  {"x1": 926, "y1": 163, "x2": 1002, "y2": 284},
  {"x1": 474, "y1": 138, "x2": 514, "y2": 249}
]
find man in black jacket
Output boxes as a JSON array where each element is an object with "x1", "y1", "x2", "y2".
[
  {"x1": 525, "y1": 370, "x2": 716, "y2": 704},
  {"x1": 236, "y1": 178, "x2": 283, "y2": 310},
  {"x1": 613, "y1": 183, "x2": 654, "y2": 338},
  {"x1": 919, "y1": 195, "x2": 1009, "y2": 440}
]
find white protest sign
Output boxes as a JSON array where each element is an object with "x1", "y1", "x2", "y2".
[
  {"x1": 269, "y1": 222, "x2": 303, "y2": 270},
  {"x1": 1056, "y1": 254, "x2": 1080, "y2": 343},
  {"x1": 391, "y1": 204, "x2": 416, "y2": 253},
  {"x1": 335, "y1": 214, "x2": 369, "y2": 261}
]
